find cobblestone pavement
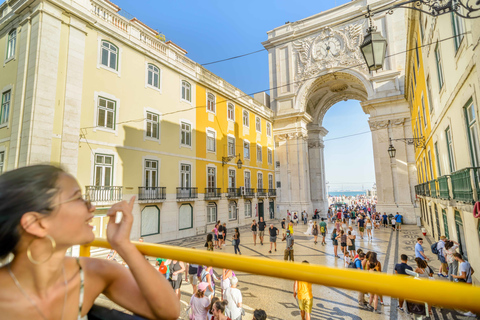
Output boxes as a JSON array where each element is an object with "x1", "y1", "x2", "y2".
[{"x1": 94, "y1": 220, "x2": 477, "y2": 320}]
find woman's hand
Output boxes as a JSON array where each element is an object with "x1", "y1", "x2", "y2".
[{"x1": 106, "y1": 197, "x2": 136, "y2": 249}]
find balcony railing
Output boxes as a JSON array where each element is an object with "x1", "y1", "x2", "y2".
[
  {"x1": 451, "y1": 168, "x2": 474, "y2": 203},
  {"x1": 268, "y1": 189, "x2": 277, "y2": 197},
  {"x1": 176, "y1": 187, "x2": 198, "y2": 200},
  {"x1": 474, "y1": 167, "x2": 480, "y2": 201},
  {"x1": 138, "y1": 187, "x2": 166, "y2": 201},
  {"x1": 429, "y1": 180, "x2": 438, "y2": 198},
  {"x1": 257, "y1": 188, "x2": 267, "y2": 197},
  {"x1": 204, "y1": 188, "x2": 221, "y2": 200},
  {"x1": 85, "y1": 186, "x2": 123, "y2": 202},
  {"x1": 424, "y1": 182, "x2": 430, "y2": 198},
  {"x1": 438, "y1": 176, "x2": 449, "y2": 200},
  {"x1": 226, "y1": 188, "x2": 241, "y2": 198},
  {"x1": 244, "y1": 188, "x2": 255, "y2": 198}
]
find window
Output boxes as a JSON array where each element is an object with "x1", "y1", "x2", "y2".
[
  {"x1": 244, "y1": 171, "x2": 251, "y2": 189},
  {"x1": 243, "y1": 141, "x2": 250, "y2": 159},
  {"x1": 228, "y1": 201, "x2": 237, "y2": 220},
  {"x1": 228, "y1": 136, "x2": 235, "y2": 156},
  {"x1": 442, "y1": 208, "x2": 449, "y2": 239},
  {"x1": 445, "y1": 127, "x2": 456, "y2": 173},
  {"x1": 207, "y1": 203, "x2": 217, "y2": 224},
  {"x1": 418, "y1": 111, "x2": 423, "y2": 136},
  {"x1": 144, "y1": 160, "x2": 158, "y2": 188},
  {"x1": 227, "y1": 103, "x2": 235, "y2": 121},
  {"x1": 147, "y1": 64, "x2": 160, "y2": 89},
  {"x1": 412, "y1": 65, "x2": 416, "y2": 87},
  {"x1": 146, "y1": 112, "x2": 159, "y2": 139},
  {"x1": 276, "y1": 181, "x2": 281, "y2": 188},
  {"x1": 267, "y1": 148, "x2": 273, "y2": 165},
  {"x1": 257, "y1": 172, "x2": 263, "y2": 189},
  {"x1": 465, "y1": 100, "x2": 480, "y2": 167},
  {"x1": 255, "y1": 117, "x2": 261, "y2": 132},
  {"x1": 141, "y1": 206, "x2": 160, "y2": 236},
  {"x1": 421, "y1": 94, "x2": 427, "y2": 126},
  {"x1": 181, "y1": 80, "x2": 191, "y2": 102},
  {"x1": 452, "y1": 12, "x2": 464, "y2": 52},
  {"x1": 243, "y1": 110, "x2": 249, "y2": 127},
  {"x1": 411, "y1": 81, "x2": 415, "y2": 100},
  {"x1": 435, "y1": 205, "x2": 441, "y2": 239},
  {"x1": 266, "y1": 123, "x2": 272, "y2": 137},
  {"x1": 244, "y1": 200, "x2": 252, "y2": 217},
  {"x1": 419, "y1": 14, "x2": 424, "y2": 40},
  {"x1": 6, "y1": 29, "x2": 16, "y2": 60},
  {"x1": 428, "y1": 150, "x2": 434, "y2": 179},
  {"x1": 207, "y1": 93, "x2": 215, "y2": 113},
  {"x1": 100, "y1": 41, "x2": 118, "y2": 71},
  {"x1": 268, "y1": 174, "x2": 273, "y2": 190},
  {"x1": 206, "y1": 129, "x2": 216, "y2": 152},
  {"x1": 455, "y1": 211, "x2": 467, "y2": 259},
  {"x1": 435, "y1": 43, "x2": 444, "y2": 90},
  {"x1": 97, "y1": 97, "x2": 116, "y2": 129},
  {"x1": 427, "y1": 77, "x2": 434, "y2": 114},
  {"x1": 180, "y1": 164, "x2": 191, "y2": 188},
  {"x1": 94, "y1": 154, "x2": 113, "y2": 186},
  {"x1": 256, "y1": 145, "x2": 262, "y2": 162},
  {"x1": 228, "y1": 169, "x2": 235, "y2": 188},
  {"x1": 0, "y1": 151, "x2": 4, "y2": 174},
  {"x1": 415, "y1": 39, "x2": 420, "y2": 68},
  {"x1": 179, "y1": 204, "x2": 193, "y2": 230},
  {"x1": 276, "y1": 161, "x2": 280, "y2": 168},
  {"x1": 207, "y1": 167, "x2": 216, "y2": 189},
  {"x1": 180, "y1": 122, "x2": 191, "y2": 146},
  {"x1": 434, "y1": 142, "x2": 442, "y2": 177},
  {"x1": 1, "y1": 90, "x2": 11, "y2": 125}
]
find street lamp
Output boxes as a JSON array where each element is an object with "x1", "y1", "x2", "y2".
[
  {"x1": 387, "y1": 137, "x2": 426, "y2": 158},
  {"x1": 360, "y1": 8, "x2": 387, "y2": 72},
  {"x1": 388, "y1": 143, "x2": 396, "y2": 159},
  {"x1": 222, "y1": 153, "x2": 243, "y2": 169}
]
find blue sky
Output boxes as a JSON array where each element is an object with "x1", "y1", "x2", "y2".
[{"x1": 111, "y1": 0, "x2": 375, "y2": 190}]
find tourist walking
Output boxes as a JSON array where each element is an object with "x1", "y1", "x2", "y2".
[
  {"x1": 347, "y1": 226, "x2": 356, "y2": 256},
  {"x1": 205, "y1": 233, "x2": 214, "y2": 251},
  {"x1": 366, "y1": 253, "x2": 382, "y2": 313},
  {"x1": 281, "y1": 218, "x2": 287, "y2": 236},
  {"x1": 340, "y1": 230, "x2": 347, "y2": 256},
  {"x1": 391, "y1": 216, "x2": 396, "y2": 231},
  {"x1": 288, "y1": 219, "x2": 295, "y2": 235},
  {"x1": 221, "y1": 269, "x2": 234, "y2": 299},
  {"x1": 331, "y1": 228, "x2": 339, "y2": 258},
  {"x1": 251, "y1": 219, "x2": 258, "y2": 246},
  {"x1": 365, "y1": 218, "x2": 372, "y2": 241},
  {"x1": 436, "y1": 236, "x2": 448, "y2": 277},
  {"x1": 166, "y1": 259, "x2": 186, "y2": 300},
  {"x1": 312, "y1": 221, "x2": 319, "y2": 244},
  {"x1": 222, "y1": 223, "x2": 228, "y2": 247},
  {"x1": 189, "y1": 282, "x2": 210, "y2": 320},
  {"x1": 394, "y1": 212, "x2": 402, "y2": 231},
  {"x1": 258, "y1": 217, "x2": 266, "y2": 245},
  {"x1": 186, "y1": 258, "x2": 199, "y2": 294},
  {"x1": 415, "y1": 238, "x2": 430, "y2": 261},
  {"x1": 224, "y1": 277, "x2": 243, "y2": 320},
  {"x1": 357, "y1": 216, "x2": 365, "y2": 239},
  {"x1": 382, "y1": 212, "x2": 388, "y2": 228},
  {"x1": 444, "y1": 240, "x2": 459, "y2": 281},
  {"x1": 354, "y1": 253, "x2": 367, "y2": 307},
  {"x1": 213, "y1": 221, "x2": 220, "y2": 249},
  {"x1": 218, "y1": 223, "x2": 224, "y2": 249},
  {"x1": 293, "y1": 261, "x2": 313, "y2": 320},
  {"x1": 201, "y1": 266, "x2": 217, "y2": 299},
  {"x1": 233, "y1": 227, "x2": 241, "y2": 255},
  {"x1": 319, "y1": 218, "x2": 327, "y2": 245},
  {"x1": 394, "y1": 254, "x2": 413, "y2": 312},
  {"x1": 268, "y1": 224, "x2": 279, "y2": 253},
  {"x1": 282, "y1": 229, "x2": 294, "y2": 261},
  {"x1": 451, "y1": 253, "x2": 474, "y2": 284}
]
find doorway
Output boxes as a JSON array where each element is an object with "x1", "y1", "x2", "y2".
[
  {"x1": 269, "y1": 200, "x2": 275, "y2": 219},
  {"x1": 258, "y1": 200, "x2": 264, "y2": 220}
]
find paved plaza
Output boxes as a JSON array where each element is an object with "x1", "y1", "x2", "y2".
[{"x1": 95, "y1": 219, "x2": 473, "y2": 320}]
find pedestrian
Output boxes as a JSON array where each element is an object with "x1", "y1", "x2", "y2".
[
  {"x1": 331, "y1": 228, "x2": 339, "y2": 258},
  {"x1": 186, "y1": 255, "x2": 199, "y2": 294},
  {"x1": 201, "y1": 266, "x2": 217, "y2": 299},
  {"x1": 293, "y1": 261, "x2": 313, "y2": 320},
  {"x1": 217, "y1": 223, "x2": 224, "y2": 250},
  {"x1": 213, "y1": 222, "x2": 220, "y2": 249},
  {"x1": 354, "y1": 253, "x2": 367, "y2": 307},
  {"x1": 347, "y1": 226, "x2": 356, "y2": 256},
  {"x1": 344, "y1": 250, "x2": 351, "y2": 268},
  {"x1": 319, "y1": 218, "x2": 327, "y2": 245},
  {"x1": 436, "y1": 236, "x2": 448, "y2": 277},
  {"x1": 391, "y1": 216, "x2": 396, "y2": 231},
  {"x1": 165, "y1": 259, "x2": 186, "y2": 300},
  {"x1": 366, "y1": 254, "x2": 382, "y2": 313},
  {"x1": 301, "y1": 211, "x2": 304, "y2": 223},
  {"x1": 207, "y1": 297, "x2": 220, "y2": 320},
  {"x1": 357, "y1": 216, "x2": 365, "y2": 239},
  {"x1": 414, "y1": 257, "x2": 434, "y2": 278},
  {"x1": 394, "y1": 212, "x2": 402, "y2": 231},
  {"x1": 268, "y1": 224, "x2": 279, "y2": 253},
  {"x1": 444, "y1": 240, "x2": 459, "y2": 281},
  {"x1": 258, "y1": 217, "x2": 266, "y2": 245},
  {"x1": 221, "y1": 269, "x2": 234, "y2": 299},
  {"x1": 251, "y1": 219, "x2": 258, "y2": 246},
  {"x1": 282, "y1": 229, "x2": 294, "y2": 261},
  {"x1": 281, "y1": 218, "x2": 287, "y2": 236},
  {"x1": 312, "y1": 221, "x2": 319, "y2": 245},
  {"x1": 303, "y1": 211, "x2": 308, "y2": 224},
  {"x1": 287, "y1": 210, "x2": 291, "y2": 221},
  {"x1": 382, "y1": 212, "x2": 388, "y2": 228},
  {"x1": 189, "y1": 282, "x2": 210, "y2": 320},
  {"x1": 293, "y1": 212, "x2": 299, "y2": 225},
  {"x1": 232, "y1": 227, "x2": 241, "y2": 255},
  {"x1": 451, "y1": 253, "x2": 475, "y2": 284},
  {"x1": 156, "y1": 257, "x2": 169, "y2": 278},
  {"x1": 252, "y1": 309, "x2": 267, "y2": 320},
  {"x1": 340, "y1": 230, "x2": 347, "y2": 256},
  {"x1": 224, "y1": 276, "x2": 243, "y2": 320},
  {"x1": 415, "y1": 238, "x2": 430, "y2": 261},
  {"x1": 205, "y1": 233, "x2": 214, "y2": 251},
  {"x1": 342, "y1": 218, "x2": 348, "y2": 233},
  {"x1": 222, "y1": 223, "x2": 228, "y2": 247},
  {"x1": 394, "y1": 254, "x2": 413, "y2": 312},
  {"x1": 211, "y1": 300, "x2": 231, "y2": 320},
  {"x1": 365, "y1": 218, "x2": 372, "y2": 241}
]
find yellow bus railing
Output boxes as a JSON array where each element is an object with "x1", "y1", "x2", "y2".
[{"x1": 81, "y1": 238, "x2": 480, "y2": 313}]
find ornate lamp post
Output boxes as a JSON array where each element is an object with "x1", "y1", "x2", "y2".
[
  {"x1": 360, "y1": 7, "x2": 388, "y2": 72},
  {"x1": 222, "y1": 154, "x2": 243, "y2": 169}
]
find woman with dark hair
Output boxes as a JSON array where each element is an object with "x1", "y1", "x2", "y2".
[
  {"x1": 251, "y1": 219, "x2": 257, "y2": 246},
  {"x1": 205, "y1": 233, "x2": 214, "y2": 251},
  {"x1": 0, "y1": 165, "x2": 179, "y2": 319},
  {"x1": 207, "y1": 297, "x2": 220, "y2": 320},
  {"x1": 415, "y1": 257, "x2": 434, "y2": 278},
  {"x1": 232, "y1": 227, "x2": 241, "y2": 255},
  {"x1": 211, "y1": 300, "x2": 231, "y2": 320}
]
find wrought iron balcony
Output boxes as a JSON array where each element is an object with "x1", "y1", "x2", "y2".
[
  {"x1": 226, "y1": 188, "x2": 241, "y2": 198},
  {"x1": 438, "y1": 176, "x2": 450, "y2": 200},
  {"x1": 257, "y1": 188, "x2": 267, "y2": 197},
  {"x1": 268, "y1": 189, "x2": 277, "y2": 197},
  {"x1": 85, "y1": 186, "x2": 123, "y2": 203},
  {"x1": 429, "y1": 180, "x2": 438, "y2": 198},
  {"x1": 451, "y1": 168, "x2": 475, "y2": 203},
  {"x1": 204, "y1": 188, "x2": 221, "y2": 200},
  {"x1": 176, "y1": 187, "x2": 198, "y2": 200},
  {"x1": 138, "y1": 187, "x2": 166, "y2": 201},
  {"x1": 244, "y1": 188, "x2": 255, "y2": 198}
]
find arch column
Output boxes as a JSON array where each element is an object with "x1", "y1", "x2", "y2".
[{"x1": 307, "y1": 123, "x2": 329, "y2": 216}]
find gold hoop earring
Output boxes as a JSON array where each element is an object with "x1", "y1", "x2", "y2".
[{"x1": 27, "y1": 235, "x2": 56, "y2": 265}]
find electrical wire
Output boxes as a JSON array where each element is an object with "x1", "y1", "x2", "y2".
[
  {"x1": 324, "y1": 131, "x2": 371, "y2": 141},
  {"x1": 201, "y1": 49, "x2": 266, "y2": 66}
]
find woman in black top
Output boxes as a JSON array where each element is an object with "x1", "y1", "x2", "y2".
[
  {"x1": 233, "y1": 227, "x2": 241, "y2": 255},
  {"x1": 217, "y1": 224, "x2": 224, "y2": 249},
  {"x1": 165, "y1": 260, "x2": 185, "y2": 300},
  {"x1": 251, "y1": 219, "x2": 258, "y2": 246}
]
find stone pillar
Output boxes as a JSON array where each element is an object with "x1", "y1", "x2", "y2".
[{"x1": 307, "y1": 124, "x2": 328, "y2": 216}]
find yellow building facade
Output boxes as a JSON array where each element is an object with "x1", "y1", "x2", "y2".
[{"x1": 0, "y1": 0, "x2": 275, "y2": 244}]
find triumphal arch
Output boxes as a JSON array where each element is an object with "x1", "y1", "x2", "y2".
[{"x1": 263, "y1": 0, "x2": 418, "y2": 223}]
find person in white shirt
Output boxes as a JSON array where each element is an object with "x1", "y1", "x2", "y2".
[
  {"x1": 344, "y1": 251, "x2": 352, "y2": 268},
  {"x1": 189, "y1": 282, "x2": 210, "y2": 320},
  {"x1": 224, "y1": 276, "x2": 243, "y2": 320}
]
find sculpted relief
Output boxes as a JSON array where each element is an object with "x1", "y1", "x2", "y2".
[{"x1": 293, "y1": 24, "x2": 367, "y2": 81}]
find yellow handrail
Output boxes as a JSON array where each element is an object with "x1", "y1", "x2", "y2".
[{"x1": 82, "y1": 238, "x2": 480, "y2": 313}]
